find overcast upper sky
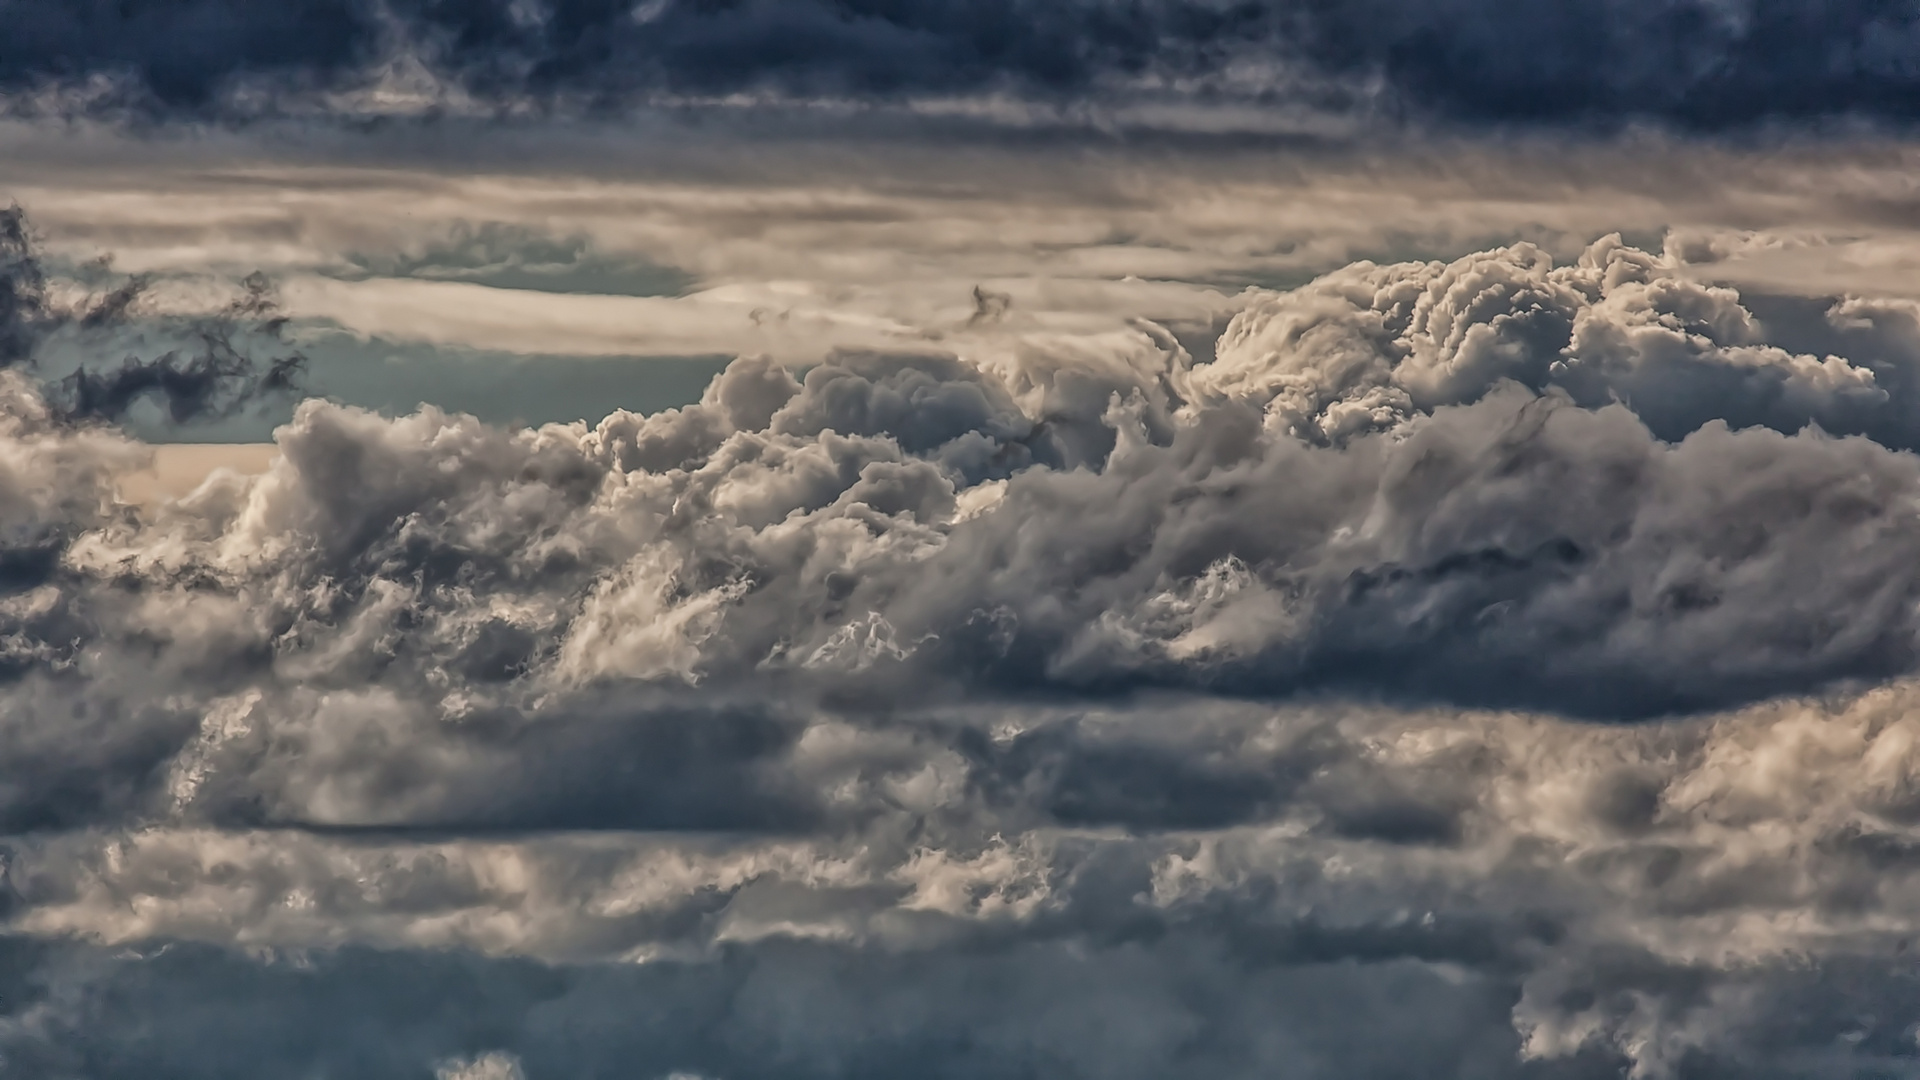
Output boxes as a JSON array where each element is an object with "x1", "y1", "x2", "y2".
[{"x1": 11, "y1": 4, "x2": 1920, "y2": 1079}]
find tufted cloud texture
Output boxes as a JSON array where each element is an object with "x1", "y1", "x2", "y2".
[
  {"x1": 9, "y1": 235, "x2": 1920, "y2": 1076},
  {"x1": 10, "y1": 0, "x2": 1920, "y2": 129}
]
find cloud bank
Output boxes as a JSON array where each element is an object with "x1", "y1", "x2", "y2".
[
  {"x1": 11, "y1": 0, "x2": 1920, "y2": 130},
  {"x1": 0, "y1": 233, "x2": 1918, "y2": 1075}
]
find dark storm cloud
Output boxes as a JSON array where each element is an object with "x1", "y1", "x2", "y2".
[
  {"x1": 0, "y1": 0, "x2": 371, "y2": 111},
  {"x1": 0, "y1": 208, "x2": 45, "y2": 365},
  {"x1": 10, "y1": 0, "x2": 1920, "y2": 130},
  {"x1": 0, "y1": 208, "x2": 304, "y2": 427}
]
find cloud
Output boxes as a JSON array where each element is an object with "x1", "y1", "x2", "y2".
[
  {"x1": 1199, "y1": 236, "x2": 1894, "y2": 444},
  {"x1": 338, "y1": 221, "x2": 695, "y2": 298},
  {"x1": 31, "y1": 132, "x2": 1920, "y2": 386},
  {"x1": 9, "y1": 235, "x2": 1920, "y2": 832},
  {"x1": 5, "y1": 231, "x2": 1920, "y2": 1076},
  {"x1": 12, "y1": 0, "x2": 1920, "y2": 130},
  {"x1": 0, "y1": 208, "x2": 306, "y2": 428},
  {"x1": 10, "y1": 686, "x2": 1920, "y2": 1076}
]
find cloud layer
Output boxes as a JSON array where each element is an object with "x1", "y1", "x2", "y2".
[
  {"x1": 12, "y1": 0, "x2": 1920, "y2": 130},
  {"x1": 0, "y1": 234, "x2": 1917, "y2": 1075}
]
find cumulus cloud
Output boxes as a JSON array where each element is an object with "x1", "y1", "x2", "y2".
[
  {"x1": 5, "y1": 237, "x2": 1920, "y2": 819},
  {"x1": 1198, "y1": 236, "x2": 1894, "y2": 444},
  {"x1": 5, "y1": 233, "x2": 1920, "y2": 1076}
]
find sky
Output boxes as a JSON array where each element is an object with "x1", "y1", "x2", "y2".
[{"x1": 13, "y1": 3, "x2": 1920, "y2": 1079}]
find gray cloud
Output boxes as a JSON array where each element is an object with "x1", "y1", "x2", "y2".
[
  {"x1": 4, "y1": 232, "x2": 1920, "y2": 1076},
  {"x1": 0, "y1": 208, "x2": 306, "y2": 429},
  {"x1": 8, "y1": 686, "x2": 1920, "y2": 1076},
  {"x1": 14, "y1": 0, "x2": 1920, "y2": 133},
  {"x1": 5, "y1": 236, "x2": 1920, "y2": 830},
  {"x1": 337, "y1": 222, "x2": 696, "y2": 298},
  {"x1": 0, "y1": 935, "x2": 1576, "y2": 1080}
]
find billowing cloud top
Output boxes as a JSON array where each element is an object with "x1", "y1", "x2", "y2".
[
  {"x1": 11, "y1": 0, "x2": 1920, "y2": 128},
  {"x1": 4, "y1": 213, "x2": 1920, "y2": 1077}
]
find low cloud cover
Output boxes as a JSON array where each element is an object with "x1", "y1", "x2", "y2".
[
  {"x1": 1, "y1": 226, "x2": 1920, "y2": 1074},
  {"x1": 10, "y1": 0, "x2": 1920, "y2": 129}
]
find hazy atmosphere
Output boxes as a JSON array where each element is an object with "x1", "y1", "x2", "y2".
[{"x1": 8, "y1": 3, "x2": 1920, "y2": 1078}]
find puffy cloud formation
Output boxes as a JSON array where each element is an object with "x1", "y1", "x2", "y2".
[
  {"x1": 8, "y1": 236, "x2": 1920, "y2": 1076},
  {"x1": 10, "y1": 0, "x2": 1920, "y2": 129},
  {"x1": 1201, "y1": 237, "x2": 1892, "y2": 444}
]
